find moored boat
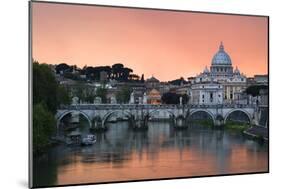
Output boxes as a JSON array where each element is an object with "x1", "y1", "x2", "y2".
[{"x1": 81, "y1": 134, "x2": 96, "y2": 146}]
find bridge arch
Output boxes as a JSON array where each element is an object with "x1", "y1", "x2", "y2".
[
  {"x1": 224, "y1": 109, "x2": 252, "y2": 124},
  {"x1": 56, "y1": 110, "x2": 92, "y2": 129},
  {"x1": 187, "y1": 109, "x2": 216, "y2": 125},
  {"x1": 146, "y1": 109, "x2": 176, "y2": 120},
  {"x1": 102, "y1": 110, "x2": 133, "y2": 126}
]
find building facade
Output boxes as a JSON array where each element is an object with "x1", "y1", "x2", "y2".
[
  {"x1": 147, "y1": 89, "x2": 162, "y2": 104},
  {"x1": 190, "y1": 82, "x2": 223, "y2": 105},
  {"x1": 189, "y1": 42, "x2": 247, "y2": 105}
]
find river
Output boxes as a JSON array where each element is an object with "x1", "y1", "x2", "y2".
[{"x1": 33, "y1": 121, "x2": 268, "y2": 187}]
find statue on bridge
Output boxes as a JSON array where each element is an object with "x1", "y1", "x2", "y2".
[
  {"x1": 129, "y1": 91, "x2": 135, "y2": 104},
  {"x1": 94, "y1": 97, "x2": 102, "y2": 104},
  {"x1": 179, "y1": 96, "x2": 182, "y2": 106},
  {"x1": 72, "y1": 96, "x2": 79, "y2": 105},
  {"x1": 110, "y1": 96, "x2": 117, "y2": 104},
  {"x1": 143, "y1": 92, "x2": 147, "y2": 104}
]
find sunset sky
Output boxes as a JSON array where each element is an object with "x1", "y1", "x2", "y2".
[{"x1": 32, "y1": 2, "x2": 268, "y2": 81}]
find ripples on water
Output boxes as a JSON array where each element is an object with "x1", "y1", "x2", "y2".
[{"x1": 33, "y1": 121, "x2": 268, "y2": 187}]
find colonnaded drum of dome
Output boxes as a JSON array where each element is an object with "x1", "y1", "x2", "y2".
[{"x1": 31, "y1": 1, "x2": 269, "y2": 187}]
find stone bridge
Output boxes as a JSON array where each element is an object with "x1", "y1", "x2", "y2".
[{"x1": 56, "y1": 104, "x2": 258, "y2": 131}]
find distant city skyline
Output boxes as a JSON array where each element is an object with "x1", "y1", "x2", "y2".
[{"x1": 32, "y1": 2, "x2": 268, "y2": 81}]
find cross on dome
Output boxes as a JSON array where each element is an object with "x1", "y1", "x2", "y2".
[{"x1": 219, "y1": 41, "x2": 224, "y2": 51}]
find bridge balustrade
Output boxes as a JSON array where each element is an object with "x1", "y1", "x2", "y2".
[{"x1": 58, "y1": 103, "x2": 256, "y2": 110}]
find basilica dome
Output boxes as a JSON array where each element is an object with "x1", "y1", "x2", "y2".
[{"x1": 211, "y1": 42, "x2": 232, "y2": 65}]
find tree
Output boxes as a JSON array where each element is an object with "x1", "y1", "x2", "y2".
[
  {"x1": 122, "y1": 67, "x2": 133, "y2": 81},
  {"x1": 63, "y1": 72, "x2": 81, "y2": 81},
  {"x1": 116, "y1": 86, "x2": 132, "y2": 103},
  {"x1": 84, "y1": 66, "x2": 97, "y2": 80},
  {"x1": 168, "y1": 77, "x2": 187, "y2": 86},
  {"x1": 129, "y1": 74, "x2": 140, "y2": 81},
  {"x1": 96, "y1": 87, "x2": 107, "y2": 103},
  {"x1": 33, "y1": 61, "x2": 70, "y2": 112},
  {"x1": 33, "y1": 61, "x2": 71, "y2": 155},
  {"x1": 101, "y1": 66, "x2": 112, "y2": 81},
  {"x1": 161, "y1": 92, "x2": 179, "y2": 104},
  {"x1": 245, "y1": 85, "x2": 268, "y2": 97},
  {"x1": 141, "y1": 74, "x2": 144, "y2": 83},
  {"x1": 75, "y1": 84, "x2": 84, "y2": 102},
  {"x1": 84, "y1": 66, "x2": 112, "y2": 81},
  {"x1": 57, "y1": 86, "x2": 71, "y2": 105},
  {"x1": 33, "y1": 103, "x2": 56, "y2": 155},
  {"x1": 161, "y1": 92, "x2": 189, "y2": 104},
  {"x1": 84, "y1": 92, "x2": 95, "y2": 103},
  {"x1": 55, "y1": 63, "x2": 71, "y2": 74},
  {"x1": 181, "y1": 94, "x2": 190, "y2": 104},
  {"x1": 33, "y1": 62, "x2": 59, "y2": 113},
  {"x1": 112, "y1": 63, "x2": 124, "y2": 80}
]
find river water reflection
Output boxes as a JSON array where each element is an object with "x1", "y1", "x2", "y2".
[{"x1": 33, "y1": 121, "x2": 268, "y2": 187}]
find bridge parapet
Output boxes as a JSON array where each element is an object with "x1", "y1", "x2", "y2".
[{"x1": 59, "y1": 104, "x2": 256, "y2": 110}]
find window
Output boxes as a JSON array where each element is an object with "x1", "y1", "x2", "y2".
[{"x1": 202, "y1": 94, "x2": 205, "y2": 99}]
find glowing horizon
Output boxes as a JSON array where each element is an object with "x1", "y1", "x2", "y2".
[{"x1": 32, "y1": 2, "x2": 268, "y2": 81}]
